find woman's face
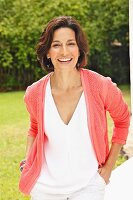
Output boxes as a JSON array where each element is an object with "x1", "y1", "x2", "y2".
[{"x1": 47, "y1": 27, "x2": 80, "y2": 71}]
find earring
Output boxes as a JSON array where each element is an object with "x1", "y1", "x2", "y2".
[
  {"x1": 46, "y1": 58, "x2": 51, "y2": 68},
  {"x1": 76, "y1": 55, "x2": 81, "y2": 68},
  {"x1": 77, "y1": 62, "x2": 80, "y2": 67}
]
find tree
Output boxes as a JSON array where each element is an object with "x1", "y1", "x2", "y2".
[{"x1": 0, "y1": 0, "x2": 129, "y2": 90}]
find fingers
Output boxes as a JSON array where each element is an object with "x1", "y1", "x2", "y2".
[
  {"x1": 19, "y1": 159, "x2": 26, "y2": 172},
  {"x1": 98, "y1": 166, "x2": 111, "y2": 184},
  {"x1": 98, "y1": 167, "x2": 102, "y2": 174}
]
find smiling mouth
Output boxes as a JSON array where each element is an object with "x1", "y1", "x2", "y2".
[{"x1": 58, "y1": 58, "x2": 73, "y2": 63}]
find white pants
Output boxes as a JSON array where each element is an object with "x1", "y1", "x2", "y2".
[{"x1": 30, "y1": 173, "x2": 106, "y2": 200}]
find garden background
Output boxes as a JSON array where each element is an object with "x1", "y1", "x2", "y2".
[{"x1": 0, "y1": 0, "x2": 130, "y2": 199}]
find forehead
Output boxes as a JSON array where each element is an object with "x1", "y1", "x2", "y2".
[{"x1": 52, "y1": 27, "x2": 76, "y2": 41}]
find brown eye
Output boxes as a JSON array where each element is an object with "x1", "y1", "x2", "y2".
[
  {"x1": 52, "y1": 44, "x2": 60, "y2": 47},
  {"x1": 68, "y1": 43, "x2": 75, "y2": 46}
]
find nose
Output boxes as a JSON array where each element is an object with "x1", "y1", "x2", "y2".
[{"x1": 61, "y1": 45, "x2": 69, "y2": 56}]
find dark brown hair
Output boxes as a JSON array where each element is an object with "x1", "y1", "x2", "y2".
[{"x1": 36, "y1": 16, "x2": 89, "y2": 72}]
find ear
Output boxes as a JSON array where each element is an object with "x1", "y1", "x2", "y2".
[{"x1": 47, "y1": 54, "x2": 50, "y2": 59}]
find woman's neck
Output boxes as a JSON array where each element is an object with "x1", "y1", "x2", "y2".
[{"x1": 50, "y1": 68, "x2": 81, "y2": 91}]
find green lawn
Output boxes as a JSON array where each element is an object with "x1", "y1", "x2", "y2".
[
  {"x1": 0, "y1": 85, "x2": 131, "y2": 200},
  {"x1": 0, "y1": 91, "x2": 29, "y2": 200}
]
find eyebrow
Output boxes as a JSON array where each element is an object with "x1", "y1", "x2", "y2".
[{"x1": 52, "y1": 39, "x2": 76, "y2": 43}]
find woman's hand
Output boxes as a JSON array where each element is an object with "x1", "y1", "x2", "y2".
[
  {"x1": 19, "y1": 159, "x2": 26, "y2": 172},
  {"x1": 98, "y1": 143, "x2": 123, "y2": 184},
  {"x1": 98, "y1": 164, "x2": 112, "y2": 184}
]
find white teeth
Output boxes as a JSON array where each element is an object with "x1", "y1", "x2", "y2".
[{"x1": 58, "y1": 58, "x2": 72, "y2": 62}]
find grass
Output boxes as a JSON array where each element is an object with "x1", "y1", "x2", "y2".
[
  {"x1": 0, "y1": 85, "x2": 131, "y2": 200},
  {"x1": 0, "y1": 91, "x2": 29, "y2": 200}
]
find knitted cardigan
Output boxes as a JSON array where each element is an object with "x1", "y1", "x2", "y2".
[{"x1": 19, "y1": 68, "x2": 130, "y2": 195}]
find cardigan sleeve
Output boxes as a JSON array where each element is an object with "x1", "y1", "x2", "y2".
[
  {"x1": 24, "y1": 87, "x2": 38, "y2": 137},
  {"x1": 104, "y1": 78, "x2": 130, "y2": 144}
]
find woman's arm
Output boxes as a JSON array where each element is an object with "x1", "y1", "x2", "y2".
[
  {"x1": 20, "y1": 135, "x2": 35, "y2": 171},
  {"x1": 25, "y1": 135, "x2": 35, "y2": 159},
  {"x1": 99, "y1": 78, "x2": 130, "y2": 183},
  {"x1": 20, "y1": 87, "x2": 38, "y2": 171}
]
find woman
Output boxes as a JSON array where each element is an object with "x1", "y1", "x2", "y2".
[{"x1": 19, "y1": 16, "x2": 130, "y2": 200}]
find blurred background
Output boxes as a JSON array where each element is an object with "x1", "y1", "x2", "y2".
[
  {"x1": 0, "y1": 0, "x2": 129, "y2": 91},
  {"x1": 0, "y1": 0, "x2": 130, "y2": 200}
]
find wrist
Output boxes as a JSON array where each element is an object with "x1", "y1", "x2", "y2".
[{"x1": 104, "y1": 161, "x2": 114, "y2": 172}]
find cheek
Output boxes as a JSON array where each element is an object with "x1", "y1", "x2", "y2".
[
  {"x1": 48, "y1": 52, "x2": 56, "y2": 60},
  {"x1": 73, "y1": 49, "x2": 80, "y2": 58},
  {"x1": 50, "y1": 52, "x2": 59, "y2": 64},
  {"x1": 71, "y1": 47, "x2": 80, "y2": 55},
  {"x1": 49, "y1": 49, "x2": 59, "y2": 58}
]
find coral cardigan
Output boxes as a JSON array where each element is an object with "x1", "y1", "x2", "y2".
[{"x1": 19, "y1": 68, "x2": 130, "y2": 195}]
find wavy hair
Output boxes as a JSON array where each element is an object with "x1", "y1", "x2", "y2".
[{"x1": 36, "y1": 16, "x2": 89, "y2": 72}]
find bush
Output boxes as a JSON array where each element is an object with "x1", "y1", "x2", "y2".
[{"x1": 0, "y1": 0, "x2": 129, "y2": 90}]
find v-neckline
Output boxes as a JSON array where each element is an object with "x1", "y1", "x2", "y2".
[{"x1": 48, "y1": 79, "x2": 83, "y2": 126}]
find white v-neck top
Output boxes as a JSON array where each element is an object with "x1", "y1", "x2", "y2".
[{"x1": 35, "y1": 79, "x2": 98, "y2": 194}]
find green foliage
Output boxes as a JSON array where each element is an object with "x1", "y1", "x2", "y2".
[
  {"x1": 0, "y1": 0, "x2": 129, "y2": 90},
  {"x1": 115, "y1": 155, "x2": 127, "y2": 168},
  {"x1": 85, "y1": 0, "x2": 129, "y2": 82}
]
